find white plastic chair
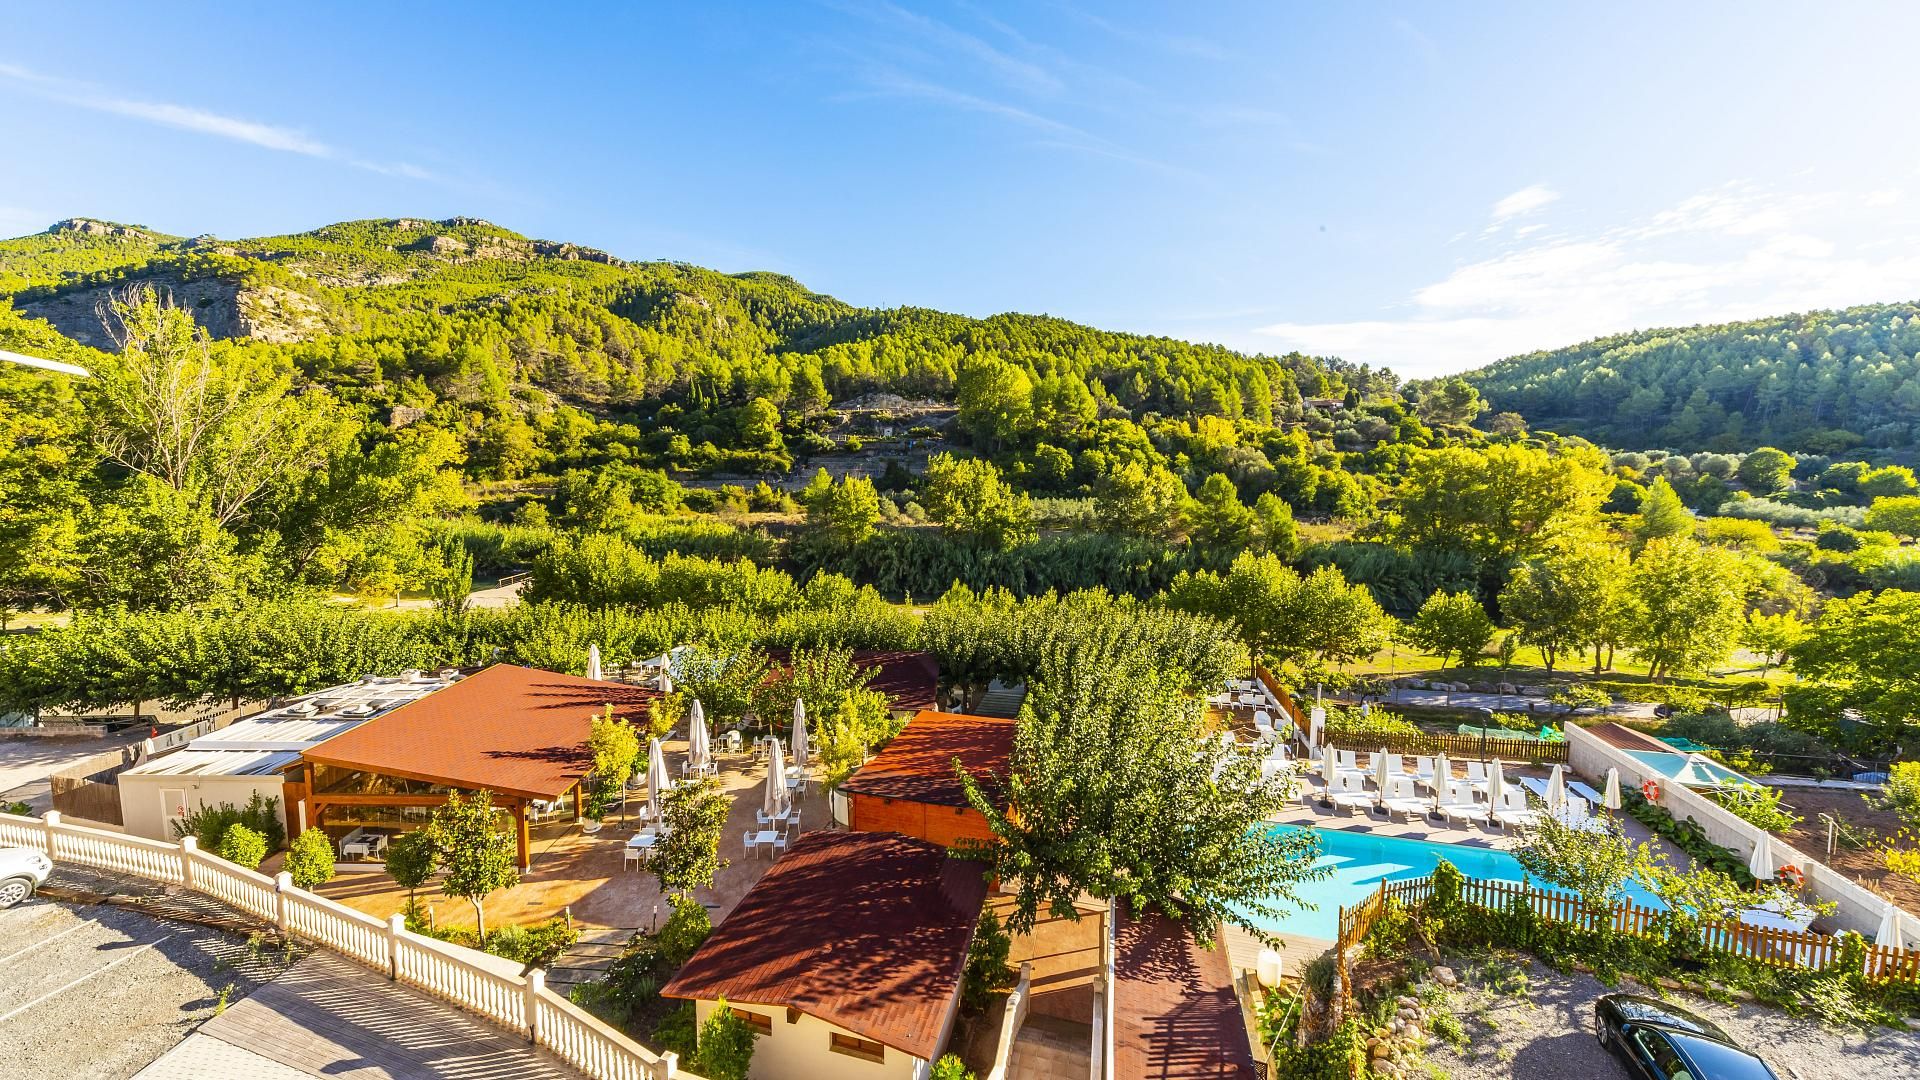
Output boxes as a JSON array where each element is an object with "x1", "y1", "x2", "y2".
[
  {"x1": 772, "y1": 835, "x2": 789, "y2": 857},
  {"x1": 742, "y1": 830, "x2": 755, "y2": 857},
  {"x1": 624, "y1": 847, "x2": 641, "y2": 871}
]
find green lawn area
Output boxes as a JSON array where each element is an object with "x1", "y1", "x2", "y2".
[{"x1": 1347, "y1": 632, "x2": 1791, "y2": 692}]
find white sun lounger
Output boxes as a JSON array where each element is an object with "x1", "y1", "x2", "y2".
[
  {"x1": 1327, "y1": 772, "x2": 1378, "y2": 815},
  {"x1": 1437, "y1": 781, "x2": 1490, "y2": 827},
  {"x1": 1379, "y1": 776, "x2": 1431, "y2": 822},
  {"x1": 1491, "y1": 787, "x2": 1540, "y2": 830}
]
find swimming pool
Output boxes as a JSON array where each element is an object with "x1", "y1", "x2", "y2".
[
  {"x1": 1626, "y1": 750, "x2": 1751, "y2": 788},
  {"x1": 1236, "y1": 823, "x2": 1665, "y2": 940}
]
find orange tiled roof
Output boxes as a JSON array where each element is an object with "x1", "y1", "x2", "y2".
[
  {"x1": 302, "y1": 664, "x2": 657, "y2": 800},
  {"x1": 838, "y1": 710, "x2": 1014, "y2": 808},
  {"x1": 1114, "y1": 910, "x2": 1257, "y2": 1080},
  {"x1": 660, "y1": 830, "x2": 988, "y2": 1059}
]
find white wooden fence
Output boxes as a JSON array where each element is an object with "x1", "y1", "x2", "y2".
[{"x1": 0, "y1": 810, "x2": 695, "y2": 1080}]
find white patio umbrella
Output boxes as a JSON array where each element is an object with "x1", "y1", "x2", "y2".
[
  {"x1": 1433, "y1": 751, "x2": 1451, "y2": 797},
  {"x1": 1748, "y1": 832, "x2": 1775, "y2": 881},
  {"x1": 792, "y1": 699, "x2": 810, "y2": 769},
  {"x1": 659, "y1": 669, "x2": 674, "y2": 694},
  {"x1": 1877, "y1": 902, "x2": 1907, "y2": 949},
  {"x1": 1373, "y1": 747, "x2": 1392, "y2": 793},
  {"x1": 586, "y1": 644, "x2": 603, "y2": 681},
  {"x1": 645, "y1": 737, "x2": 670, "y2": 820},
  {"x1": 687, "y1": 698, "x2": 710, "y2": 773},
  {"x1": 1320, "y1": 741, "x2": 1338, "y2": 785},
  {"x1": 1546, "y1": 764, "x2": 1567, "y2": 814},
  {"x1": 1487, "y1": 759, "x2": 1506, "y2": 808},
  {"x1": 765, "y1": 737, "x2": 789, "y2": 819},
  {"x1": 1603, "y1": 767, "x2": 1623, "y2": 811}
]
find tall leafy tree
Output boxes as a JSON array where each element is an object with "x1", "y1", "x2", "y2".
[
  {"x1": 921, "y1": 452, "x2": 1034, "y2": 550},
  {"x1": 957, "y1": 629, "x2": 1324, "y2": 944},
  {"x1": 1622, "y1": 538, "x2": 1747, "y2": 680},
  {"x1": 1633, "y1": 476, "x2": 1692, "y2": 546},
  {"x1": 1392, "y1": 444, "x2": 1612, "y2": 561},
  {"x1": 1403, "y1": 590, "x2": 1494, "y2": 669}
]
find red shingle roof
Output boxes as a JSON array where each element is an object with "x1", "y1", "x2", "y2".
[
  {"x1": 763, "y1": 649, "x2": 942, "y2": 713},
  {"x1": 838, "y1": 710, "x2": 1015, "y2": 808},
  {"x1": 660, "y1": 831, "x2": 989, "y2": 1060},
  {"x1": 303, "y1": 664, "x2": 657, "y2": 800},
  {"x1": 1114, "y1": 911, "x2": 1256, "y2": 1080}
]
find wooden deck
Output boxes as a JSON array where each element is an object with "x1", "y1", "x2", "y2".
[{"x1": 136, "y1": 951, "x2": 573, "y2": 1079}]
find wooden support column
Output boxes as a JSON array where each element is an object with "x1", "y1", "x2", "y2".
[
  {"x1": 513, "y1": 800, "x2": 531, "y2": 871},
  {"x1": 572, "y1": 780, "x2": 583, "y2": 822}
]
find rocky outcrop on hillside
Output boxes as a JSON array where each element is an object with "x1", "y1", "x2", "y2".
[
  {"x1": 16, "y1": 276, "x2": 330, "y2": 349},
  {"x1": 47, "y1": 218, "x2": 157, "y2": 240}
]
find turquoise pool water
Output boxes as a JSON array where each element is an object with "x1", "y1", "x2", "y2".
[
  {"x1": 1626, "y1": 749, "x2": 1750, "y2": 787},
  {"x1": 1237, "y1": 824, "x2": 1665, "y2": 940}
]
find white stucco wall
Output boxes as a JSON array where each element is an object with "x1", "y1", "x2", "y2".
[
  {"x1": 691, "y1": 998, "x2": 928, "y2": 1080},
  {"x1": 117, "y1": 773, "x2": 290, "y2": 844},
  {"x1": 1566, "y1": 723, "x2": 1912, "y2": 945}
]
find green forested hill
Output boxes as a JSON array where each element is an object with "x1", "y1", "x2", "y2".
[
  {"x1": 0, "y1": 215, "x2": 1394, "y2": 476},
  {"x1": 1460, "y1": 302, "x2": 1920, "y2": 454}
]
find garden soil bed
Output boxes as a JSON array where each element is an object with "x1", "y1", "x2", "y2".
[{"x1": 1774, "y1": 785, "x2": 1920, "y2": 911}]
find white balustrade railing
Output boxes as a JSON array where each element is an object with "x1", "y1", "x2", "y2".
[{"x1": 0, "y1": 810, "x2": 693, "y2": 1080}]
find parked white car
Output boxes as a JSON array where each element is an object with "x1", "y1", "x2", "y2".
[{"x1": 0, "y1": 846, "x2": 53, "y2": 908}]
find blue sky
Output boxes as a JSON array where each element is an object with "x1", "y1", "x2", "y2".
[{"x1": 5, "y1": 2, "x2": 1920, "y2": 378}]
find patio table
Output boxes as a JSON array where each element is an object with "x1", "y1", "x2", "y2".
[
  {"x1": 340, "y1": 828, "x2": 371, "y2": 859},
  {"x1": 753, "y1": 829, "x2": 779, "y2": 858}
]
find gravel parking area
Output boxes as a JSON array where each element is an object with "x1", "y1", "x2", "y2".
[
  {"x1": 1419, "y1": 954, "x2": 1920, "y2": 1080},
  {"x1": 0, "y1": 886, "x2": 298, "y2": 1078}
]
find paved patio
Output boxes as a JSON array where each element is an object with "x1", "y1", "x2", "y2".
[{"x1": 297, "y1": 733, "x2": 829, "y2": 933}]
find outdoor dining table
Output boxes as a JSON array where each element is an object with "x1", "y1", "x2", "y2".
[
  {"x1": 627, "y1": 831, "x2": 661, "y2": 862},
  {"x1": 752, "y1": 829, "x2": 780, "y2": 858}
]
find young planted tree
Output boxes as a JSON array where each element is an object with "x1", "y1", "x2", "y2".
[
  {"x1": 1513, "y1": 814, "x2": 1645, "y2": 914},
  {"x1": 1403, "y1": 590, "x2": 1495, "y2": 670},
  {"x1": 585, "y1": 707, "x2": 642, "y2": 820},
  {"x1": 1633, "y1": 477, "x2": 1693, "y2": 546},
  {"x1": 693, "y1": 997, "x2": 757, "y2": 1080},
  {"x1": 427, "y1": 790, "x2": 520, "y2": 937},
  {"x1": 384, "y1": 829, "x2": 441, "y2": 915},
  {"x1": 652, "y1": 777, "x2": 730, "y2": 898},
  {"x1": 284, "y1": 828, "x2": 336, "y2": 890}
]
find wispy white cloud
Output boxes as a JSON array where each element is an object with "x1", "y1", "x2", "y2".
[
  {"x1": 1253, "y1": 180, "x2": 1920, "y2": 378},
  {"x1": 0, "y1": 62, "x2": 434, "y2": 181},
  {"x1": 1490, "y1": 184, "x2": 1560, "y2": 222}
]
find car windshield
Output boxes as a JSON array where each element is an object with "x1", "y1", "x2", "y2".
[{"x1": 1669, "y1": 1033, "x2": 1776, "y2": 1080}]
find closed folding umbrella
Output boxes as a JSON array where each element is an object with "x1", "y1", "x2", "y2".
[
  {"x1": 792, "y1": 699, "x2": 810, "y2": 769},
  {"x1": 646, "y1": 737, "x2": 670, "y2": 820},
  {"x1": 688, "y1": 698, "x2": 709, "y2": 772},
  {"x1": 1487, "y1": 759, "x2": 1506, "y2": 808},
  {"x1": 765, "y1": 737, "x2": 789, "y2": 819},
  {"x1": 1432, "y1": 752, "x2": 1451, "y2": 798},
  {"x1": 1603, "y1": 767, "x2": 1623, "y2": 811},
  {"x1": 1546, "y1": 764, "x2": 1567, "y2": 814},
  {"x1": 1321, "y1": 742, "x2": 1338, "y2": 785},
  {"x1": 1877, "y1": 902, "x2": 1906, "y2": 949},
  {"x1": 1748, "y1": 832, "x2": 1774, "y2": 881},
  {"x1": 1373, "y1": 748, "x2": 1391, "y2": 793},
  {"x1": 586, "y1": 644, "x2": 603, "y2": 681}
]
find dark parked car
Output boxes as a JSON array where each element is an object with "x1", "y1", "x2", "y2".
[{"x1": 1595, "y1": 994, "x2": 1779, "y2": 1079}]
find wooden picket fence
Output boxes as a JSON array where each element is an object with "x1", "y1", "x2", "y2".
[
  {"x1": 1325, "y1": 728, "x2": 1570, "y2": 765},
  {"x1": 1338, "y1": 873, "x2": 1920, "y2": 983},
  {"x1": 1254, "y1": 666, "x2": 1308, "y2": 734}
]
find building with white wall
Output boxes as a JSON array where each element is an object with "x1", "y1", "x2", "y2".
[
  {"x1": 662, "y1": 830, "x2": 987, "y2": 1080},
  {"x1": 117, "y1": 670, "x2": 459, "y2": 843}
]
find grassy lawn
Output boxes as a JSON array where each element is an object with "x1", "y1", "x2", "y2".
[{"x1": 1347, "y1": 632, "x2": 1792, "y2": 691}]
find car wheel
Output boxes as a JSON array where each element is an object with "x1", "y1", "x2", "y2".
[{"x1": 0, "y1": 875, "x2": 32, "y2": 908}]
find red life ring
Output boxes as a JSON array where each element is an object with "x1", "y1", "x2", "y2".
[
  {"x1": 1641, "y1": 779, "x2": 1661, "y2": 801},
  {"x1": 1778, "y1": 864, "x2": 1805, "y2": 888}
]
